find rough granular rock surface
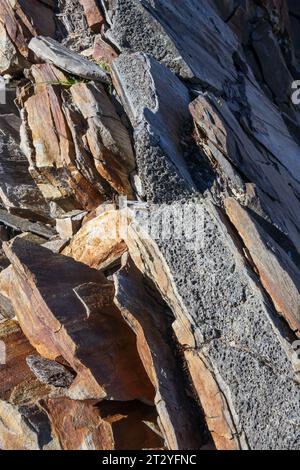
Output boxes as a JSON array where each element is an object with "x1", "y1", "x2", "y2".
[
  {"x1": 127, "y1": 199, "x2": 300, "y2": 449},
  {"x1": 26, "y1": 356, "x2": 76, "y2": 388},
  {"x1": 0, "y1": 0, "x2": 300, "y2": 451},
  {"x1": 112, "y1": 53, "x2": 195, "y2": 202}
]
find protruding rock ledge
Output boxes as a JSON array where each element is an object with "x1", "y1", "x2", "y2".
[
  {"x1": 29, "y1": 36, "x2": 110, "y2": 84},
  {"x1": 3, "y1": 238, "x2": 155, "y2": 403}
]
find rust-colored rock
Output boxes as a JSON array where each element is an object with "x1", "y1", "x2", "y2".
[
  {"x1": 1, "y1": 0, "x2": 300, "y2": 452},
  {"x1": 225, "y1": 197, "x2": 300, "y2": 334},
  {"x1": 0, "y1": 0, "x2": 55, "y2": 75},
  {"x1": 0, "y1": 87, "x2": 51, "y2": 222},
  {"x1": 0, "y1": 320, "x2": 51, "y2": 404},
  {"x1": 114, "y1": 254, "x2": 206, "y2": 450},
  {"x1": 3, "y1": 237, "x2": 154, "y2": 403},
  {"x1": 185, "y1": 350, "x2": 239, "y2": 451},
  {"x1": 18, "y1": 63, "x2": 135, "y2": 211},
  {"x1": 0, "y1": 320, "x2": 61, "y2": 450},
  {"x1": 42, "y1": 397, "x2": 114, "y2": 450},
  {"x1": 68, "y1": 82, "x2": 135, "y2": 197},
  {"x1": 43, "y1": 398, "x2": 163, "y2": 450},
  {"x1": 80, "y1": 0, "x2": 104, "y2": 33},
  {"x1": 63, "y1": 208, "x2": 127, "y2": 270},
  {"x1": 92, "y1": 35, "x2": 118, "y2": 65}
]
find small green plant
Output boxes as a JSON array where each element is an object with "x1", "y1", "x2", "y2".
[
  {"x1": 95, "y1": 59, "x2": 112, "y2": 75},
  {"x1": 37, "y1": 75, "x2": 86, "y2": 89}
]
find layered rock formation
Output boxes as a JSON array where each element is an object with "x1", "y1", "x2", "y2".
[{"x1": 0, "y1": 0, "x2": 300, "y2": 450}]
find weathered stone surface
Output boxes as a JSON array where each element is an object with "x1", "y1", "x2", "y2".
[
  {"x1": 112, "y1": 52, "x2": 195, "y2": 202},
  {"x1": 0, "y1": 0, "x2": 56, "y2": 75},
  {"x1": 19, "y1": 63, "x2": 134, "y2": 209},
  {"x1": 105, "y1": 0, "x2": 238, "y2": 90},
  {"x1": 55, "y1": 0, "x2": 94, "y2": 52},
  {"x1": 185, "y1": 349, "x2": 239, "y2": 450},
  {"x1": 110, "y1": 1, "x2": 300, "y2": 245},
  {"x1": 0, "y1": 209, "x2": 56, "y2": 239},
  {"x1": 125, "y1": 200, "x2": 300, "y2": 450},
  {"x1": 0, "y1": 265, "x2": 13, "y2": 303},
  {"x1": 0, "y1": 320, "x2": 50, "y2": 404},
  {"x1": 0, "y1": 88, "x2": 50, "y2": 222},
  {"x1": 114, "y1": 254, "x2": 206, "y2": 450},
  {"x1": 0, "y1": 1, "x2": 30, "y2": 75},
  {"x1": 0, "y1": 400, "x2": 60, "y2": 450},
  {"x1": 26, "y1": 356, "x2": 76, "y2": 388},
  {"x1": 66, "y1": 196, "x2": 300, "y2": 448},
  {"x1": 18, "y1": 64, "x2": 84, "y2": 208},
  {"x1": 252, "y1": 18, "x2": 293, "y2": 103},
  {"x1": 0, "y1": 320, "x2": 160, "y2": 450},
  {"x1": 0, "y1": 292, "x2": 14, "y2": 321},
  {"x1": 0, "y1": 320, "x2": 61, "y2": 450},
  {"x1": 42, "y1": 237, "x2": 69, "y2": 254},
  {"x1": 80, "y1": 0, "x2": 104, "y2": 32},
  {"x1": 56, "y1": 210, "x2": 86, "y2": 239},
  {"x1": 0, "y1": 0, "x2": 300, "y2": 452},
  {"x1": 63, "y1": 209, "x2": 127, "y2": 270},
  {"x1": 92, "y1": 35, "x2": 118, "y2": 65},
  {"x1": 225, "y1": 197, "x2": 300, "y2": 334},
  {"x1": 43, "y1": 398, "x2": 164, "y2": 450},
  {"x1": 43, "y1": 397, "x2": 114, "y2": 450},
  {"x1": 3, "y1": 238, "x2": 154, "y2": 403},
  {"x1": 67, "y1": 81, "x2": 135, "y2": 197},
  {"x1": 190, "y1": 93, "x2": 300, "y2": 255},
  {"x1": 29, "y1": 36, "x2": 110, "y2": 83}
]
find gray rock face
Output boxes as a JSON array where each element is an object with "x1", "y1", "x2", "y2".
[
  {"x1": 29, "y1": 36, "x2": 110, "y2": 83},
  {"x1": 106, "y1": 0, "x2": 238, "y2": 90},
  {"x1": 109, "y1": 1, "x2": 300, "y2": 449},
  {"x1": 103, "y1": 0, "x2": 192, "y2": 78},
  {"x1": 0, "y1": 209, "x2": 56, "y2": 239},
  {"x1": 26, "y1": 356, "x2": 75, "y2": 388},
  {"x1": 55, "y1": 0, "x2": 94, "y2": 52},
  {"x1": 129, "y1": 198, "x2": 300, "y2": 450},
  {"x1": 158, "y1": 202, "x2": 300, "y2": 450},
  {"x1": 252, "y1": 19, "x2": 293, "y2": 103},
  {"x1": 113, "y1": 53, "x2": 195, "y2": 202},
  {"x1": 190, "y1": 91, "x2": 300, "y2": 255}
]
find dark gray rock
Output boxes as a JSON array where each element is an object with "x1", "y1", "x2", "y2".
[
  {"x1": 18, "y1": 404, "x2": 59, "y2": 449},
  {"x1": 0, "y1": 209, "x2": 56, "y2": 239},
  {"x1": 55, "y1": 0, "x2": 94, "y2": 52},
  {"x1": 129, "y1": 198, "x2": 300, "y2": 449},
  {"x1": 107, "y1": 3, "x2": 300, "y2": 448},
  {"x1": 26, "y1": 356, "x2": 75, "y2": 388},
  {"x1": 289, "y1": 14, "x2": 300, "y2": 62},
  {"x1": 102, "y1": 0, "x2": 191, "y2": 78},
  {"x1": 210, "y1": 0, "x2": 240, "y2": 21},
  {"x1": 190, "y1": 91, "x2": 300, "y2": 255},
  {"x1": 252, "y1": 19, "x2": 293, "y2": 103},
  {"x1": 289, "y1": 0, "x2": 300, "y2": 18},
  {"x1": 105, "y1": 0, "x2": 239, "y2": 91}
]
